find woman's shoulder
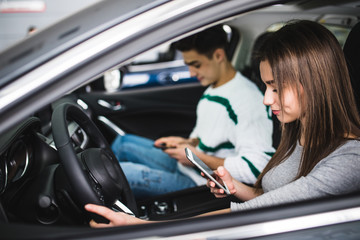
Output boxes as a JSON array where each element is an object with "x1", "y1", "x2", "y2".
[
  {"x1": 311, "y1": 140, "x2": 360, "y2": 173},
  {"x1": 343, "y1": 138, "x2": 360, "y2": 147},
  {"x1": 330, "y1": 139, "x2": 360, "y2": 156}
]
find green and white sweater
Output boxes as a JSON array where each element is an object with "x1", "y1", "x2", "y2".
[{"x1": 179, "y1": 72, "x2": 275, "y2": 185}]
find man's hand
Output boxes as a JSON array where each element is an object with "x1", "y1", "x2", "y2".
[
  {"x1": 164, "y1": 144, "x2": 197, "y2": 166},
  {"x1": 154, "y1": 136, "x2": 199, "y2": 149},
  {"x1": 154, "y1": 136, "x2": 187, "y2": 149}
]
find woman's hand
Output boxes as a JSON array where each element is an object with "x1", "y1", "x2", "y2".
[
  {"x1": 207, "y1": 166, "x2": 262, "y2": 201},
  {"x1": 206, "y1": 166, "x2": 237, "y2": 198},
  {"x1": 85, "y1": 204, "x2": 147, "y2": 228}
]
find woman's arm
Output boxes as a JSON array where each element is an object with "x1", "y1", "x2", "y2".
[
  {"x1": 231, "y1": 146, "x2": 360, "y2": 211},
  {"x1": 85, "y1": 204, "x2": 231, "y2": 228},
  {"x1": 85, "y1": 204, "x2": 149, "y2": 228}
]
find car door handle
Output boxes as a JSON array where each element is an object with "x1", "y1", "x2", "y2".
[{"x1": 97, "y1": 99, "x2": 123, "y2": 111}]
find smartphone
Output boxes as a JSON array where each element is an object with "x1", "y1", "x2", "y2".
[
  {"x1": 185, "y1": 148, "x2": 230, "y2": 195},
  {"x1": 154, "y1": 143, "x2": 176, "y2": 150}
]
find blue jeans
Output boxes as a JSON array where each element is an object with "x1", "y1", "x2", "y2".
[{"x1": 111, "y1": 134, "x2": 196, "y2": 199}]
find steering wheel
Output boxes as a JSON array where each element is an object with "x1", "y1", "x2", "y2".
[{"x1": 51, "y1": 102, "x2": 138, "y2": 222}]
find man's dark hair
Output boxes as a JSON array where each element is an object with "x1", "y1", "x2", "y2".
[{"x1": 172, "y1": 25, "x2": 229, "y2": 59}]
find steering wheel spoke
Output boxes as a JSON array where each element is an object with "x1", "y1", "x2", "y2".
[{"x1": 112, "y1": 199, "x2": 135, "y2": 216}]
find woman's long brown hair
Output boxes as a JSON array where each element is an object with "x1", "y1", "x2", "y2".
[{"x1": 254, "y1": 20, "x2": 360, "y2": 189}]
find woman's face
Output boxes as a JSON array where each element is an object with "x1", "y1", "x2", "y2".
[{"x1": 260, "y1": 60, "x2": 302, "y2": 123}]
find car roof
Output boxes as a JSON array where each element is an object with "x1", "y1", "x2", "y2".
[{"x1": 0, "y1": 0, "x2": 161, "y2": 87}]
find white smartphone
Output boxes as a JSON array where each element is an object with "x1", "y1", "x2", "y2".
[{"x1": 185, "y1": 148, "x2": 230, "y2": 195}]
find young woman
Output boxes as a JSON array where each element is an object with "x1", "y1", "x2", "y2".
[
  {"x1": 85, "y1": 20, "x2": 360, "y2": 227},
  {"x1": 209, "y1": 19, "x2": 360, "y2": 211}
]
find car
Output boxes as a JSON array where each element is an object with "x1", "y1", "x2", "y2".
[{"x1": 0, "y1": 0, "x2": 360, "y2": 239}]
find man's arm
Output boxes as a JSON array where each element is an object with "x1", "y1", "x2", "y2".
[
  {"x1": 164, "y1": 144, "x2": 223, "y2": 168},
  {"x1": 195, "y1": 150, "x2": 224, "y2": 170}
]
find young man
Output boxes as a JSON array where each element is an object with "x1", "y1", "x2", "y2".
[{"x1": 111, "y1": 25, "x2": 274, "y2": 198}]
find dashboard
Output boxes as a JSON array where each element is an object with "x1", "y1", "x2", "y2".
[
  {"x1": 0, "y1": 117, "x2": 41, "y2": 197},
  {"x1": 0, "y1": 98, "x2": 93, "y2": 224},
  {"x1": 0, "y1": 115, "x2": 90, "y2": 196},
  {"x1": 0, "y1": 136, "x2": 33, "y2": 194}
]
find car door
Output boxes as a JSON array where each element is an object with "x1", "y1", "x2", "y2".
[
  {"x1": 77, "y1": 44, "x2": 205, "y2": 142},
  {"x1": 78, "y1": 81, "x2": 206, "y2": 143}
]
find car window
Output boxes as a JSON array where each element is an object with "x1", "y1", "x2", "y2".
[
  {"x1": 323, "y1": 24, "x2": 351, "y2": 47},
  {"x1": 120, "y1": 44, "x2": 193, "y2": 90},
  {"x1": 266, "y1": 22, "x2": 352, "y2": 48},
  {"x1": 102, "y1": 24, "x2": 239, "y2": 92},
  {"x1": 131, "y1": 43, "x2": 178, "y2": 64}
]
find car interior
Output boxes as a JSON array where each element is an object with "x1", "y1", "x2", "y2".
[{"x1": 0, "y1": 0, "x2": 359, "y2": 237}]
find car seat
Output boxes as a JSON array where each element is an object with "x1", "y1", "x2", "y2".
[
  {"x1": 225, "y1": 25, "x2": 240, "y2": 61},
  {"x1": 343, "y1": 21, "x2": 360, "y2": 113}
]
